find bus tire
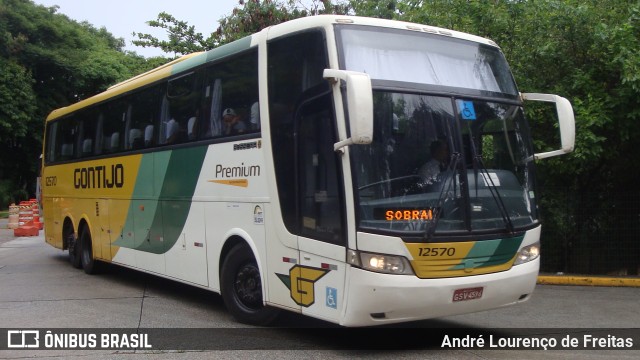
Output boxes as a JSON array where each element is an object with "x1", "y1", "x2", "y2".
[
  {"x1": 66, "y1": 227, "x2": 81, "y2": 269},
  {"x1": 221, "y1": 244, "x2": 279, "y2": 326},
  {"x1": 79, "y1": 226, "x2": 99, "y2": 275}
]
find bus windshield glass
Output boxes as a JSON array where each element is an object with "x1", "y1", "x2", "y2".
[
  {"x1": 351, "y1": 92, "x2": 538, "y2": 235},
  {"x1": 338, "y1": 25, "x2": 518, "y2": 96}
]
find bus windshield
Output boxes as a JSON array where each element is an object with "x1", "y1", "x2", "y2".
[
  {"x1": 338, "y1": 25, "x2": 518, "y2": 96},
  {"x1": 351, "y1": 92, "x2": 538, "y2": 236},
  {"x1": 338, "y1": 25, "x2": 536, "y2": 236}
]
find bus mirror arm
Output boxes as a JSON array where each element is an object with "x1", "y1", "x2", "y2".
[
  {"x1": 323, "y1": 69, "x2": 374, "y2": 152},
  {"x1": 521, "y1": 93, "x2": 576, "y2": 160}
]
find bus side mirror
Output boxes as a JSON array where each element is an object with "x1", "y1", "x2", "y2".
[
  {"x1": 521, "y1": 93, "x2": 575, "y2": 160},
  {"x1": 323, "y1": 69, "x2": 374, "y2": 151}
]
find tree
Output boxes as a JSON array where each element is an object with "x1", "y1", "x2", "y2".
[
  {"x1": 396, "y1": 0, "x2": 640, "y2": 274},
  {"x1": 0, "y1": 0, "x2": 160, "y2": 204},
  {"x1": 132, "y1": 0, "x2": 350, "y2": 55}
]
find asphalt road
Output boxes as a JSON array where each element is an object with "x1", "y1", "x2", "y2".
[{"x1": 0, "y1": 225, "x2": 639, "y2": 359}]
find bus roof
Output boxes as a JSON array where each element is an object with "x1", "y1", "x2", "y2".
[{"x1": 45, "y1": 15, "x2": 498, "y2": 122}]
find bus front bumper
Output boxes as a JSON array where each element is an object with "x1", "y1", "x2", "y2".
[{"x1": 340, "y1": 258, "x2": 539, "y2": 327}]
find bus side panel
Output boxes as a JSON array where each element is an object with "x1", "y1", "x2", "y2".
[
  {"x1": 264, "y1": 203, "x2": 302, "y2": 312},
  {"x1": 204, "y1": 201, "x2": 266, "y2": 293},
  {"x1": 96, "y1": 199, "x2": 111, "y2": 261},
  {"x1": 299, "y1": 239, "x2": 347, "y2": 324},
  {"x1": 111, "y1": 199, "x2": 137, "y2": 268},
  {"x1": 134, "y1": 199, "x2": 165, "y2": 275},
  {"x1": 43, "y1": 197, "x2": 61, "y2": 249},
  {"x1": 165, "y1": 201, "x2": 208, "y2": 286}
]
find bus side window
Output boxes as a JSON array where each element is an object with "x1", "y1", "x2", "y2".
[
  {"x1": 128, "y1": 85, "x2": 162, "y2": 149},
  {"x1": 77, "y1": 109, "x2": 99, "y2": 158},
  {"x1": 56, "y1": 116, "x2": 77, "y2": 161},
  {"x1": 164, "y1": 72, "x2": 200, "y2": 144},
  {"x1": 44, "y1": 122, "x2": 58, "y2": 163},
  {"x1": 204, "y1": 49, "x2": 258, "y2": 139},
  {"x1": 100, "y1": 101, "x2": 127, "y2": 153}
]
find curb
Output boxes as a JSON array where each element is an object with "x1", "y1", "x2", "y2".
[{"x1": 537, "y1": 275, "x2": 640, "y2": 287}]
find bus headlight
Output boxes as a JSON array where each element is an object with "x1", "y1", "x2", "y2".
[
  {"x1": 513, "y1": 242, "x2": 540, "y2": 265},
  {"x1": 347, "y1": 250, "x2": 414, "y2": 275}
]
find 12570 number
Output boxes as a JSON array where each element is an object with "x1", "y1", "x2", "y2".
[{"x1": 418, "y1": 247, "x2": 456, "y2": 257}]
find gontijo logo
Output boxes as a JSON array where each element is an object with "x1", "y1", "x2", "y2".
[{"x1": 73, "y1": 164, "x2": 124, "y2": 189}]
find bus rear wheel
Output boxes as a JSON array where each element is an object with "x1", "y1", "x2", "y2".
[
  {"x1": 79, "y1": 226, "x2": 99, "y2": 275},
  {"x1": 65, "y1": 224, "x2": 81, "y2": 269},
  {"x1": 221, "y1": 244, "x2": 279, "y2": 326}
]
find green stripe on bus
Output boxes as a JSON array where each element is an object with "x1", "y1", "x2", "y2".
[
  {"x1": 157, "y1": 146, "x2": 208, "y2": 253},
  {"x1": 449, "y1": 236, "x2": 524, "y2": 270},
  {"x1": 171, "y1": 52, "x2": 207, "y2": 75},
  {"x1": 170, "y1": 36, "x2": 253, "y2": 76},
  {"x1": 114, "y1": 146, "x2": 208, "y2": 254},
  {"x1": 205, "y1": 37, "x2": 253, "y2": 63}
]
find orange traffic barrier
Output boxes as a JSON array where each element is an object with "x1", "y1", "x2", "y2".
[
  {"x1": 14, "y1": 201, "x2": 39, "y2": 237},
  {"x1": 30, "y1": 199, "x2": 43, "y2": 230},
  {"x1": 7, "y1": 203, "x2": 19, "y2": 229}
]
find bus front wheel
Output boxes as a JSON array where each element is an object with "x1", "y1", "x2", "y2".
[{"x1": 221, "y1": 244, "x2": 279, "y2": 325}]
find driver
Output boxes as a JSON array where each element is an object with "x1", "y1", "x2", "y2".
[{"x1": 418, "y1": 140, "x2": 449, "y2": 184}]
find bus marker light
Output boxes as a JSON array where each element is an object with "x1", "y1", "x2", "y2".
[{"x1": 321, "y1": 263, "x2": 338, "y2": 271}]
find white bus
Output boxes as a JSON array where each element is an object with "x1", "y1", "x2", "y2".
[{"x1": 41, "y1": 15, "x2": 574, "y2": 326}]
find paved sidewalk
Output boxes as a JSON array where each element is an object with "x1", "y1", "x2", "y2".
[{"x1": 0, "y1": 218, "x2": 16, "y2": 245}]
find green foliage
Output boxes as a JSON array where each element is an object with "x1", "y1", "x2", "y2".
[
  {"x1": 132, "y1": 12, "x2": 212, "y2": 55},
  {"x1": 349, "y1": 0, "x2": 398, "y2": 19},
  {"x1": 0, "y1": 0, "x2": 164, "y2": 200},
  {"x1": 0, "y1": 58, "x2": 36, "y2": 140},
  {"x1": 132, "y1": 0, "x2": 350, "y2": 54},
  {"x1": 393, "y1": 0, "x2": 640, "y2": 273}
]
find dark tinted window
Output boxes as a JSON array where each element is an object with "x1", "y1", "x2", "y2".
[
  {"x1": 268, "y1": 30, "x2": 336, "y2": 237},
  {"x1": 201, "y1": 49, "x2": 259, "y2": 139},
  {"x1": 297, "y1": 94, "x2": 344, "y2": 245},
  {"x1": 44, "y1": 47, "x2": 260, "y2": 164}
]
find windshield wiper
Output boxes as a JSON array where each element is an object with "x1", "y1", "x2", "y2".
[
  {"x1": 424, "y1": 152, "x2": 460, "y2": 240},
  {"x1": 465, "y1": 122, "x2": 514, "y2": 234},
  {"x1": 475, "y1": 155, "x2": 515, "y2": 234}
]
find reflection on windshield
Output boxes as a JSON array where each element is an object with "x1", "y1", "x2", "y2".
[
  {"x1": 352, "y1": 92, "x2": 537, "y2": 235},
  {"x1": 339, "y1": 25, "x2": 518, "y2": 96}
]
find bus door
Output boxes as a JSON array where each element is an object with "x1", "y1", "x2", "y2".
[{"x1": 295, "y1": 94, "x2": 347, "y2": 323}]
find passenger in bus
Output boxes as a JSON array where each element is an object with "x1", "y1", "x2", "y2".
[
  {"x1": 187, "y1": 109, "x2": 200, "y2": 140},
  {"x1": 166, "y1": 118, "x2": 187, "y2": 144},
  {"x1": 418, "y1": 139, "x2": 449, "y2": 184},
  {"x1": 222, "y1": 108, "x2": 246, "y2": 135},
  {"x1": 249, "y1": 102, "x2": 260, "y2": 130},
  {"x1": 144, "y1": 125, "x2": 154, "y2": 147}
]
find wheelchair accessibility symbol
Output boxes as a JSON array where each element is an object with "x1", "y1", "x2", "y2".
[
  {"x1": 457, "y1": 100, "x2": 477, "y2": 120},
  {"x1": 326, "y1": 287, "x2": 338, "y2": 309}
]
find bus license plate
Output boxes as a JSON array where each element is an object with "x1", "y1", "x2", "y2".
[{"x1": 453, "y1": 287, "x2": 484, "y2": 302}]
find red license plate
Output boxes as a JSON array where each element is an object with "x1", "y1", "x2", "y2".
[{"x1": 452, "y1": 287, "x2": 484, "y2": 302}]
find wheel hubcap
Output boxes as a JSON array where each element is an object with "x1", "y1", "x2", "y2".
[{"x1": 234, "y1": 263, "x2": 262, "y2": 310}]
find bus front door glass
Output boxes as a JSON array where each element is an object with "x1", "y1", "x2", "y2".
[{"x1": 353, "y1": 93, "x2": 465, "y2": 234}]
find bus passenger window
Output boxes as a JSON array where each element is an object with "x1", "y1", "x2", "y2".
[{"x1": 55, "y1": 116, "x2": 78, "y2": 161}]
